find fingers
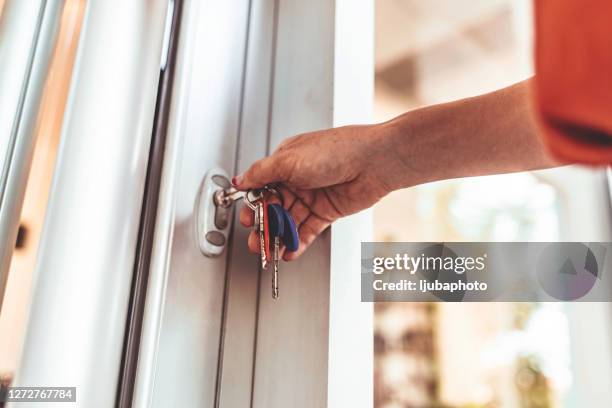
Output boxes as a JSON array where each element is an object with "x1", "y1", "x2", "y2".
[
  {"x1": 277, "y1": 185, "x2": 297, "y2": 210},
  {"x1": 233, "y1": 153, "x2": 289, "y2": 190},
  {"x1": 239, "y1": 205, "x2": 254, "y2": 227},
  {"x1": 247, "y1": 230, "x2": 259, "y2": 253},
  {"x1": 288, "y1": 199, "x2": 310, "y2": 226}
]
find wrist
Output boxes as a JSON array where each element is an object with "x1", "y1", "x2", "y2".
[
  {"x1": 376, "y1": 109, "x2": 452, "y2": 190},
  {"x1": 363, "y1": 115, "x2": 427, "y2": 192},
  {"x1": 354, "y1": 121, "x2": 408, "y2": 195}
]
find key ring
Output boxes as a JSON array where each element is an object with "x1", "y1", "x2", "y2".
[
  {"x1": 243, "y1": 185, "x2": 285, "y2": 210},
  {"x1": 244, "y1": 189, "x2": 263, "y2": 211},
  {"x1": 263, "y1": 185, "x2": 285, "y2": 207}
]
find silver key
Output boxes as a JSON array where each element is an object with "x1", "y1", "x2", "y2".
[
  {"x1": 257, "y1": 201, "x2": 267, "y2": 270},
  {"x1": 272, "y1": 235, "x2": 280, "y2": 299},
  {"x1": 243, "y1": 187, "x2": 287, "y2": 298},
  {"x1": 243, "y1": 189, "x2": 267, "y2": 270}
]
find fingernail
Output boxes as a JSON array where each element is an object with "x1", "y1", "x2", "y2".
[{"x1": 232, "y1": 174, "x2": 244, "y2": 186}]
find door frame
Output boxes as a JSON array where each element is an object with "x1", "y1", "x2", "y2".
[{"x1": 13, "y1": 2, "x2": 169, "y2": 407}]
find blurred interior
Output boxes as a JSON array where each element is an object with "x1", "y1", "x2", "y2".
[{"x1": 373, "y1": 1, "x2": 612, "y2": 407}]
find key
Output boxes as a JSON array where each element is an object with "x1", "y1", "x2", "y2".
[
  {"x1": 213, "y1": 186, "x2": 246, "y2": 208},
  {"x1": 257, "y1": 200, "x2": 268, "y2": 270},
  {"x1": 267, "y1": 203, "x2": 285, "y2": 299},
  {"x1": 243, "y1": 189, "x2": 268, "y2": 270},
  {"x1": 262, "y1": 197, "x2": 272, "y2": 262},
  {"x1": 260, "y1": 186, "x2": 284, "y2": 267}
]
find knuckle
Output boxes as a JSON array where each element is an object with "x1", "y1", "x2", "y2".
[
  {"x1": 277, "y1": 135, "x2": 298, "y2": 151},
  {"x1": 276, "y1": 140, "x2": 290, "y2": 152}
]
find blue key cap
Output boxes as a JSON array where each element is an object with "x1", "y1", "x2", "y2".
[
  {"x1": 279, "y1": 207, "x2": 299, "y2": 252},
  {"x1": 267, "y1": 203, "x2": 285, "y2": 238}
]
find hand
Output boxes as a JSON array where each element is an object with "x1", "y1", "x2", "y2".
[{"x1": 235, "y1": 124, "x2": 393, "y2": 260}]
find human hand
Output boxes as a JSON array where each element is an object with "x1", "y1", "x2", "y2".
[{"x1": 234, "y1": 124, "x2": 394, "y2": 260}]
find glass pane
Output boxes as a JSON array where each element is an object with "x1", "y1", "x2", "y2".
[{"x1": 0, "y1": 0, "x2": 85, "y2": 389}]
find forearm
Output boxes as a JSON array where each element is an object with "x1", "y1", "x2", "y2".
[{"x1": 374, "y1": 80, "x2": 559, "y2": 190}]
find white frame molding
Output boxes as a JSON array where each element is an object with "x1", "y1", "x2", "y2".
[
  {"x1": 0, "y1": 0, "x2": 62, "y2": 313},
  {"x1": 13, "y1": 1, "x2": 169, "y2": 406},
  {"x1": 222, "y1": 1, "x2": 373, "y2": 407}
]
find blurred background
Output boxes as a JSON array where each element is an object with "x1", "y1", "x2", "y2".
[
  {"x1": 372, "y1": 1, "x2": 612, "y2": 407},
  {"x1": 1, "y1": 1, "x2": 612, "y2": 407}
]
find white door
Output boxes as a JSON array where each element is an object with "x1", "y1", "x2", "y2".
[{"x1": 12, "y1": 1, "x2": 373, "y2": 407}]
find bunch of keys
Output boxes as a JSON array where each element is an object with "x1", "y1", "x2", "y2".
[{"x1": 243, "y1": 186, "x2": 299, "y2": 299}]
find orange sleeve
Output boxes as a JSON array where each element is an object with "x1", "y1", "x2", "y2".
[{"x1": 534, "y1": 0, "x2": 612, "y2": 164}]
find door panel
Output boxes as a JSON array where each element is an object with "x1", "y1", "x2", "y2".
[
  {"x1": 133, "y1": 1, "x2": 253, "y2": 406},
  {"x1": 135, "y1": 1, "x2": 373, "y2": 407}
]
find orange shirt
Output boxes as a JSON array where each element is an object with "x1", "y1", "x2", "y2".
[{"x1": 534, "y1": 0, "x2": 612, "y2": 164}]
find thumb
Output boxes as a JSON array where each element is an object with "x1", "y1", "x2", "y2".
[{"x1": 233, "y1": 155, "x2": 286, "y2": 190}]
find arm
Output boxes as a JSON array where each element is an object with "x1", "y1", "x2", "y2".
[
  {"x1": 377, "y1": 79, "x2": 558, "y2": 191},
  {"x1": 235, "y1": 80, "x2": 561, "y2": 259}
]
